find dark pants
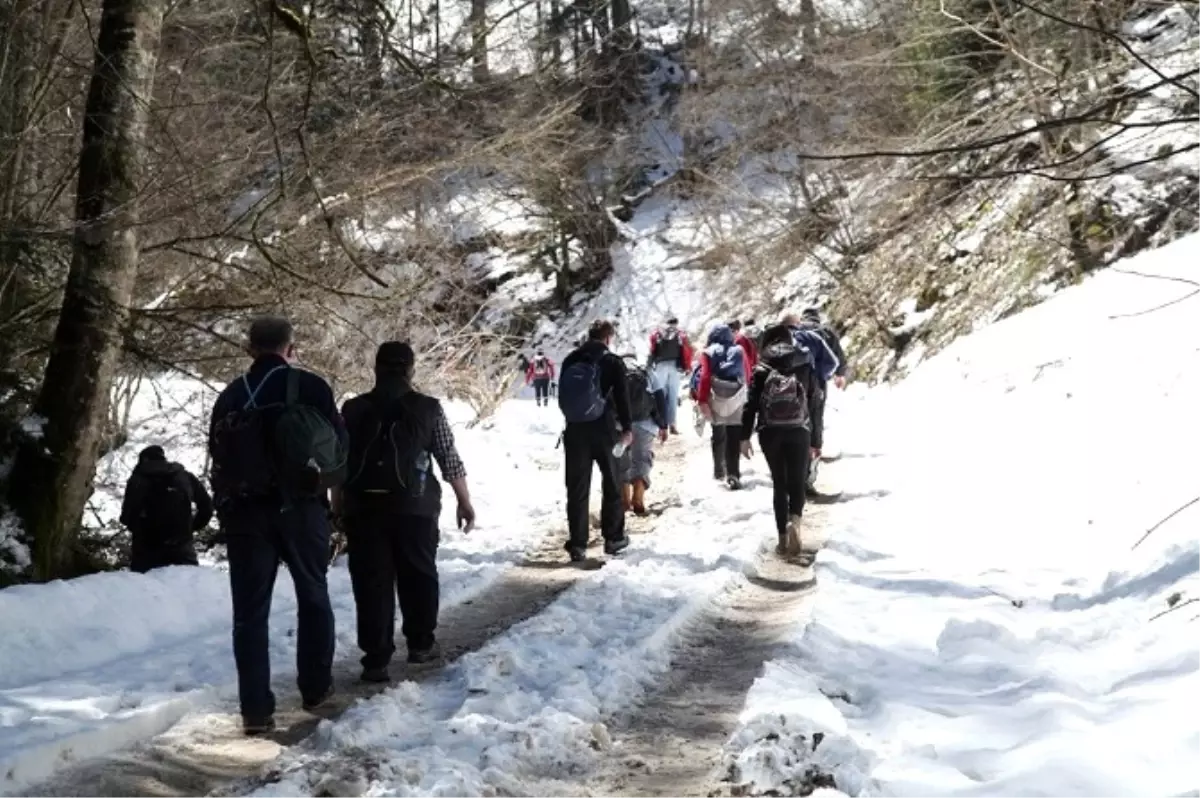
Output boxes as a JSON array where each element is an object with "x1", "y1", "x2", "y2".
[
  {"x1": 533, "y1": 378, "x2": 551, "y2": 405},
  {"x1": 711, "y1": 424, "x2": 741, "y2": 479},
  {"x1": 758, "y1": 427, "x2": 813, "y2": 536},
  {"x1": 223, "y1": 499, "x2": 335, "y2": 720},
  {"x1": 346, "y1": 512, "x2": 440, "y2": 667},
  {"x1": 564, "y1": 421, "x2": 625, "y2": 552},
  {"x1": 130, "y1": 538, "x2": 198, "y2": 574}
]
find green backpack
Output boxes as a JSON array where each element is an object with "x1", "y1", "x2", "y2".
[{"x1": 273, "y1": 369, "x2": 348, "y2": 495}]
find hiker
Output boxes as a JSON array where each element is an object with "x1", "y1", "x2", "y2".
[
  {"x1": 119, "y1": 445, "x2": 212, "y2": 573},
  {"x1": 783, "y1": 308, "x2": 846, "y2": 488},
  {"x1": 208, "y1": 316, "x2": 347, "y2": 736},
  {"x1": 688, "y1": 361, "x2": 705, "y2": 436},
  {"x1": 695, "y1": 324, "x2": 751, "y2": 489},
  {"x1": 647, "y1": 316, "x2": 693, "y2": 435},
  {"x1": 741, "y1": 324, "x2": 823, "y2": 557},
  {"x1": 334, "y1": 342, "x2": 476, "y2": 682},
  {"x1": 525, "y1": 349, "x2": 556, "y2": 407},
  {"x1": 619, "y1": 354, "x2": 669, "y2": 515},
  {"x1": 730, "y1": 319, "x2": 759, "y2": 373},
  {"x1": 559, "y1": 319, "x2": 634, "y2": 562}
]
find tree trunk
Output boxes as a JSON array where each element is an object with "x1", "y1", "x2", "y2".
[
  {"x1": 470, "y1": 0, "x2": 489, "y2": 83},
  {"x1": 7, "y1": 0, "x2": 166, "y2": 582}
]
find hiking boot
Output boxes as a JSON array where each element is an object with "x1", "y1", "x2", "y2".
[
  {"x1": 631, "y1": 479, "x2": 647, "y2": 515},
  {"x1": 567, "y1": 547, "x2": 587, "y2": 563},
  {"x1": 360, "y1": 666, "x2": 391, "y2": 684},
  {"x1": 243, "y1": 715, "x2": 276, "y2": 736},
  {"x1": 302, "y1": 685, "x2": 335, "y2": 712},
  {"x1": 669, "y1": 425, "x2": 680, "y2": 436},
  {"x1": 785, "y1": 515, "x2": 803, "y2": 556},
  {"x1": 604, "y1": 536, "x2": 630, "y2": 556},
  {"x1": 407, "y1": 643, "x2": 442, "y2": 665},
  {"x1": 775, "y1": 535, "x2": 788, "y2": 556},
  {"x1": 726, "y1": 476, "x2": 742, "y2": 491},
  {"x1": 621, "y1": 482, "x2": 633, "y2": 512},
  {"x1": 713, "y1": 467, "x2": 727, "y2": 481}
]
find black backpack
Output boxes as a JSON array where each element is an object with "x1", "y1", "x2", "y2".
[
  {"x1": 625, "y1": 364, "x2": 654, "y2": 422},
  {"x1": 653, "y1": 328, "x2": 683, "y2": 363},
  {"x1": 344, "y1": 395, "x2": 430, "y2": 502},
  {"x1": 759, "y1": 342, "x2": 813, "y2": 429},
  {"x1": 558, "y1": 355, "x2": 608, "y2": 423},
  {"x1": 139, "y1": 470, "x2": 194, "y2": 544},
  {"x1": 211, "y1": 366, "x2": 347, "y2": 499}
]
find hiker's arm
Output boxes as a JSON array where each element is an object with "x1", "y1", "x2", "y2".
[
  {"x1": 681, "y1": 335, "x2": 693, "y2": 371},
  {"x1": 696, "y1": 353, "x2": 713, "y2": 404},
  {"x1": 430, "y1": 404, "x2": 468, "y2": 484},
  {"x1": 607, "y1": 356, "x2": 634, "y2": 432},
  {"x1": 826, "y1": 329, "x2": 848, "y2": 378},
  {"x1": 119, "y1": 476, "x2": 144, "y2": 529},
  {"x1": 189, "y1": 472, "x2": 214, "y2": 530},
  {"x1": 741, "y1": 371, "x2": 761, "y2": 441},
  {"x1": 806, "y1": 370, "x2": 823, "y2": 450}
]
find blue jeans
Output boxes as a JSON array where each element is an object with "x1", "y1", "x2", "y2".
[
  {"x1": 652, "y1": 362, "x2": 681, "y2": 428},
  {"x1": 223, "y1": 498, "x2": 335, "y2": 719}
]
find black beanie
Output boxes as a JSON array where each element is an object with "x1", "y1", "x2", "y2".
[{"x1": 375, "y1": 341, "x2": 415, "y2": 370}]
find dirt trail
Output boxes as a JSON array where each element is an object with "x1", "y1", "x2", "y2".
[{"x1": 26, "y1": 438, "x2": 694, "y2": 798}]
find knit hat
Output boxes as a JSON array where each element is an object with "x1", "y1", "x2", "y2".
[
  {"x1": 801, "y1": 307, "x2": 821, "y2": 322},
  {"x1": 375, "y1": 341, "x2": 415, "y2": 370}
]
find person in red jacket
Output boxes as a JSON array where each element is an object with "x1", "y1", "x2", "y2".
[
  {"x1": 525, "y1": 349, "x2": 556, "y2": 407},
  {"x1": 730, "y1": 319, "x2": 758, "y2": 373},
  {"x1": 647, "y1": 316, "x2": 693, "y2": 434}
]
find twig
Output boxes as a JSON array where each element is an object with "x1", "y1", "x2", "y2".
[
  {"x1": 1109, "y1": 268, "x2": 1200, "y2": 319},
  {"x1": 1132, "y1": 495, "x2": 1200, "y2": 550}
]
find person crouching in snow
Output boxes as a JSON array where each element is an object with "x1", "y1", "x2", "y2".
[
  {"x1": 740, "y1": 324, "x2": 822, "y2": 557},
  {"x1": 619, "y1": 355, "x2": 669, "y2": 515},
  {"x1": 696, "y1": 323, "x2": 750, "y2": 490},
  {"x1": 525, "y1": 348, "x2": 555, "y2": 406}
]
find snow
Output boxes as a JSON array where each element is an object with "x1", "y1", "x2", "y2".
[
  {"x1": 725, "y1": 233, "x2": 1200, "y2": 796},
  {"x1": 0, "y1": 397, "x2": 564, "y2": 794}
]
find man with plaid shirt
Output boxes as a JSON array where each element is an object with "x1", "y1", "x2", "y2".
[{"x1": 333, "y1": 342, "x2": 475, "y2": 682}]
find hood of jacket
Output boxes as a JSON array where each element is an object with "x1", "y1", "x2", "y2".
[
  {"x1": 134, "y1": 459, "x2": 185, "y2": 479},
  {"x1": 706, "y1": 324, "x2": 735, "y2": 349}
]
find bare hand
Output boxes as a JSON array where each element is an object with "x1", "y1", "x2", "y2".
[
  {"x1": 658, "y1": 428, "x2": 669, "y2": 443},
  {"x1": 834, "y1": 375, "x2": 846, "y2": 390},
  {"x1": 740, "y1": 440, "x2": 753, "y2": 459},
  {"x1": 621, "y1": 430, "x2": 634, "y2": 448},
  {"x1": 457, "y1": 502, "x2": 476, "y2": 533},
  {"x1": 811, "y1": 447, "x2": 821, "y2": 462},
  {"x1": 699, "y1": 404, "x2": 713, "y2": 420}
]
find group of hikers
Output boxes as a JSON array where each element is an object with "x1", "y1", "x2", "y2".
[{"x1": 117, "y1": 307, "x2": 846, "y2": 736}]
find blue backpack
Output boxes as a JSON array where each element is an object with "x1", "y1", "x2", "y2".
[
  {"x1": 558, "y1": 356, "x2": 608, "y2": 423},
  {"x1": 710, "y1": 344, "x2": 744, "y2": 383}
]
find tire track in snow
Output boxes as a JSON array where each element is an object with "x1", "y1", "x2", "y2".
[
  {"x1": 23, "y1": 540, "x2": 599, "y2": 798},
  {"x1": 587, "y1": 496, "x2": 834, "y2": 797}
]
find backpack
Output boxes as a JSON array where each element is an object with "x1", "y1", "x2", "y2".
[
  {"x1": 710, "y1": 344, "x2": 744, "y2": 383},
  {"x1": 759, "y1": 342, "x2": 812, "y2": 429},
  {"x1": 140, "y1": 470, "x2": 194, "y2": 543},
  {"x1": 626, "y1": 364, "x2": 654, "y2": 422},
  {"x1": 558, "y1": 355, "x2": 608, "y2": 423},
  {"x1": 532, "y1": 356, "x2": 550, "y2": 378},
  {"x1": 345, "y1": 395, "x2": 430, "y2": 502},
  {"x1": 652, "y1": 328, "x2": 683, "y2": 363},
  {"x1": 210, "y1": 366, "x2": 347, "y2": 499}
]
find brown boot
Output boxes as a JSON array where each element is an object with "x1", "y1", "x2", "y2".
[
  {"x1": 621, "y1": 482, "x2": 633, "y2": 512},
  {"x1": 631, "y1": 479, "x2": 647, "y2": 515}
]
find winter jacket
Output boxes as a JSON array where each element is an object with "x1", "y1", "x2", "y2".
[
  {"x1": 560, "y1": 340, "x2": 634, "y2": 433},
  {"x1": 648, "y1": 327, "x2": 694, "y2": 371},
  {"x1": 525, "y1": 355, "x2": 556, "y2": 384},
  {"x1": 795, "y1": 320, "x2": 847, "y2": 379},
  {"x1": 120, "y1": 458, "x2": 212, "y2": 571},
  {"x1": 696, "y1": 325, "x2": 751, "y2": 405},
  {"x1": 740, "y1": 345, "x2": 823, "y2": 449},
  {"x1": 788, "y1": 326, "x2": 840, "y2": 383}
]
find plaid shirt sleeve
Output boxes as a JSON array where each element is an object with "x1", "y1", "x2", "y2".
[{"x1": 430, "y1": 404, "x2": 467, "y2": 481}]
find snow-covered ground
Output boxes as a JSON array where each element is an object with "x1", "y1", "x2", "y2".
[
  {"x1": 0, "y1": 399, "x2": 564, "y2": 794},
  {"x1": 724, "y1": 234, "x2": 1200, "y2": 796}
]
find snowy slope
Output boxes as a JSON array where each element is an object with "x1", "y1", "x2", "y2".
[
  {"x1": 724, "y1": 234, "x2": 1200, "y2": 796},
  {"x1": 0, "y1": 399, "x2": 564, "y2": 794}
]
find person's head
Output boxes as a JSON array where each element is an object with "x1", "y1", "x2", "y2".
[
  {"x1": 780, "y1": 312, "x2": 801, "y2": 328},
  {"x1": 728, "y1": 319, "x2": 742, "y2": 333},
  {"x1": 707, "y1": 323, "x2": 734, "y2": 347},
  {"x1": 536, "y1": 348, "x2": 544, "y2": 357},
  {"x1": 801, "y1": 306, "x2": 822, "y2": 324},
  {"x1": 587, "y1": 318, "x2": 617, "y2": 347},
  {"x1": 760, "y1": 323, "x2": 794, "y2": 350},
  {"x1": 138, "y1": 445, "x2": 166, "y2": 464},
  {"x1": 375, "y1": 341, "x2": 415, "y2": 381},
  {"x1": 744, "y1": 318, "x2": 756, "y2": 328},
  {"x1": 665, "y1": 315, "x2": 678, "y2": 329},
  {"x1": 247, "y1": 315, "x2": 295, "y2": 361}
]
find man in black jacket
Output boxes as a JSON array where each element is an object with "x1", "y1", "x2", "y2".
[
  {"x1": 208, "y1": 316, "x2": 346, "y2": 735},
  {"x1": 120, "y1": 445, "x2": 212, "y2": 573},
  {"x1": 558, "y1": 319, "x2": 634, "y2": 562},
  {"x1": 334, "y1": 342, "x2": 476, "y2": 682}
]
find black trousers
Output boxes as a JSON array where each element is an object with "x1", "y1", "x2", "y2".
[
  {"x1": 758, "y1": 427, "x2": 813, "y2": 536},
  {"x1": 346, "y1": 512, "x2": 440, "y2": 668},
  {"x1": 564, "y1": 421, "x2": 625, "y2": 551},
  {"x1": 711, "y1": 424, "x2": 742, "y2": 479},
  {"x1": 533, "y1": 378, "x2": 551, "y2": 404},
  {"x1": 130, "y1": 537, "x2": 198, "y2": 573},
  {"x1": 223, "y1": 498, "x2": 335, "y2": 720}
]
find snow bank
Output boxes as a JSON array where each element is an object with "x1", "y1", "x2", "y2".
[
  {"x1": 0, "y1": 398, "x2": 562, "y2": 794},
  {"x1": 725, "y1": 234, "x2": 1200, "y2": 796}
]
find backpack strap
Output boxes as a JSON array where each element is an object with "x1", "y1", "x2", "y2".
[
  {"x1": 242, "y1": 364, "x2": 289, "y2": 410},
  {"x1": 285, "y1": 367, "x2": 300, "y2": 407}
]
